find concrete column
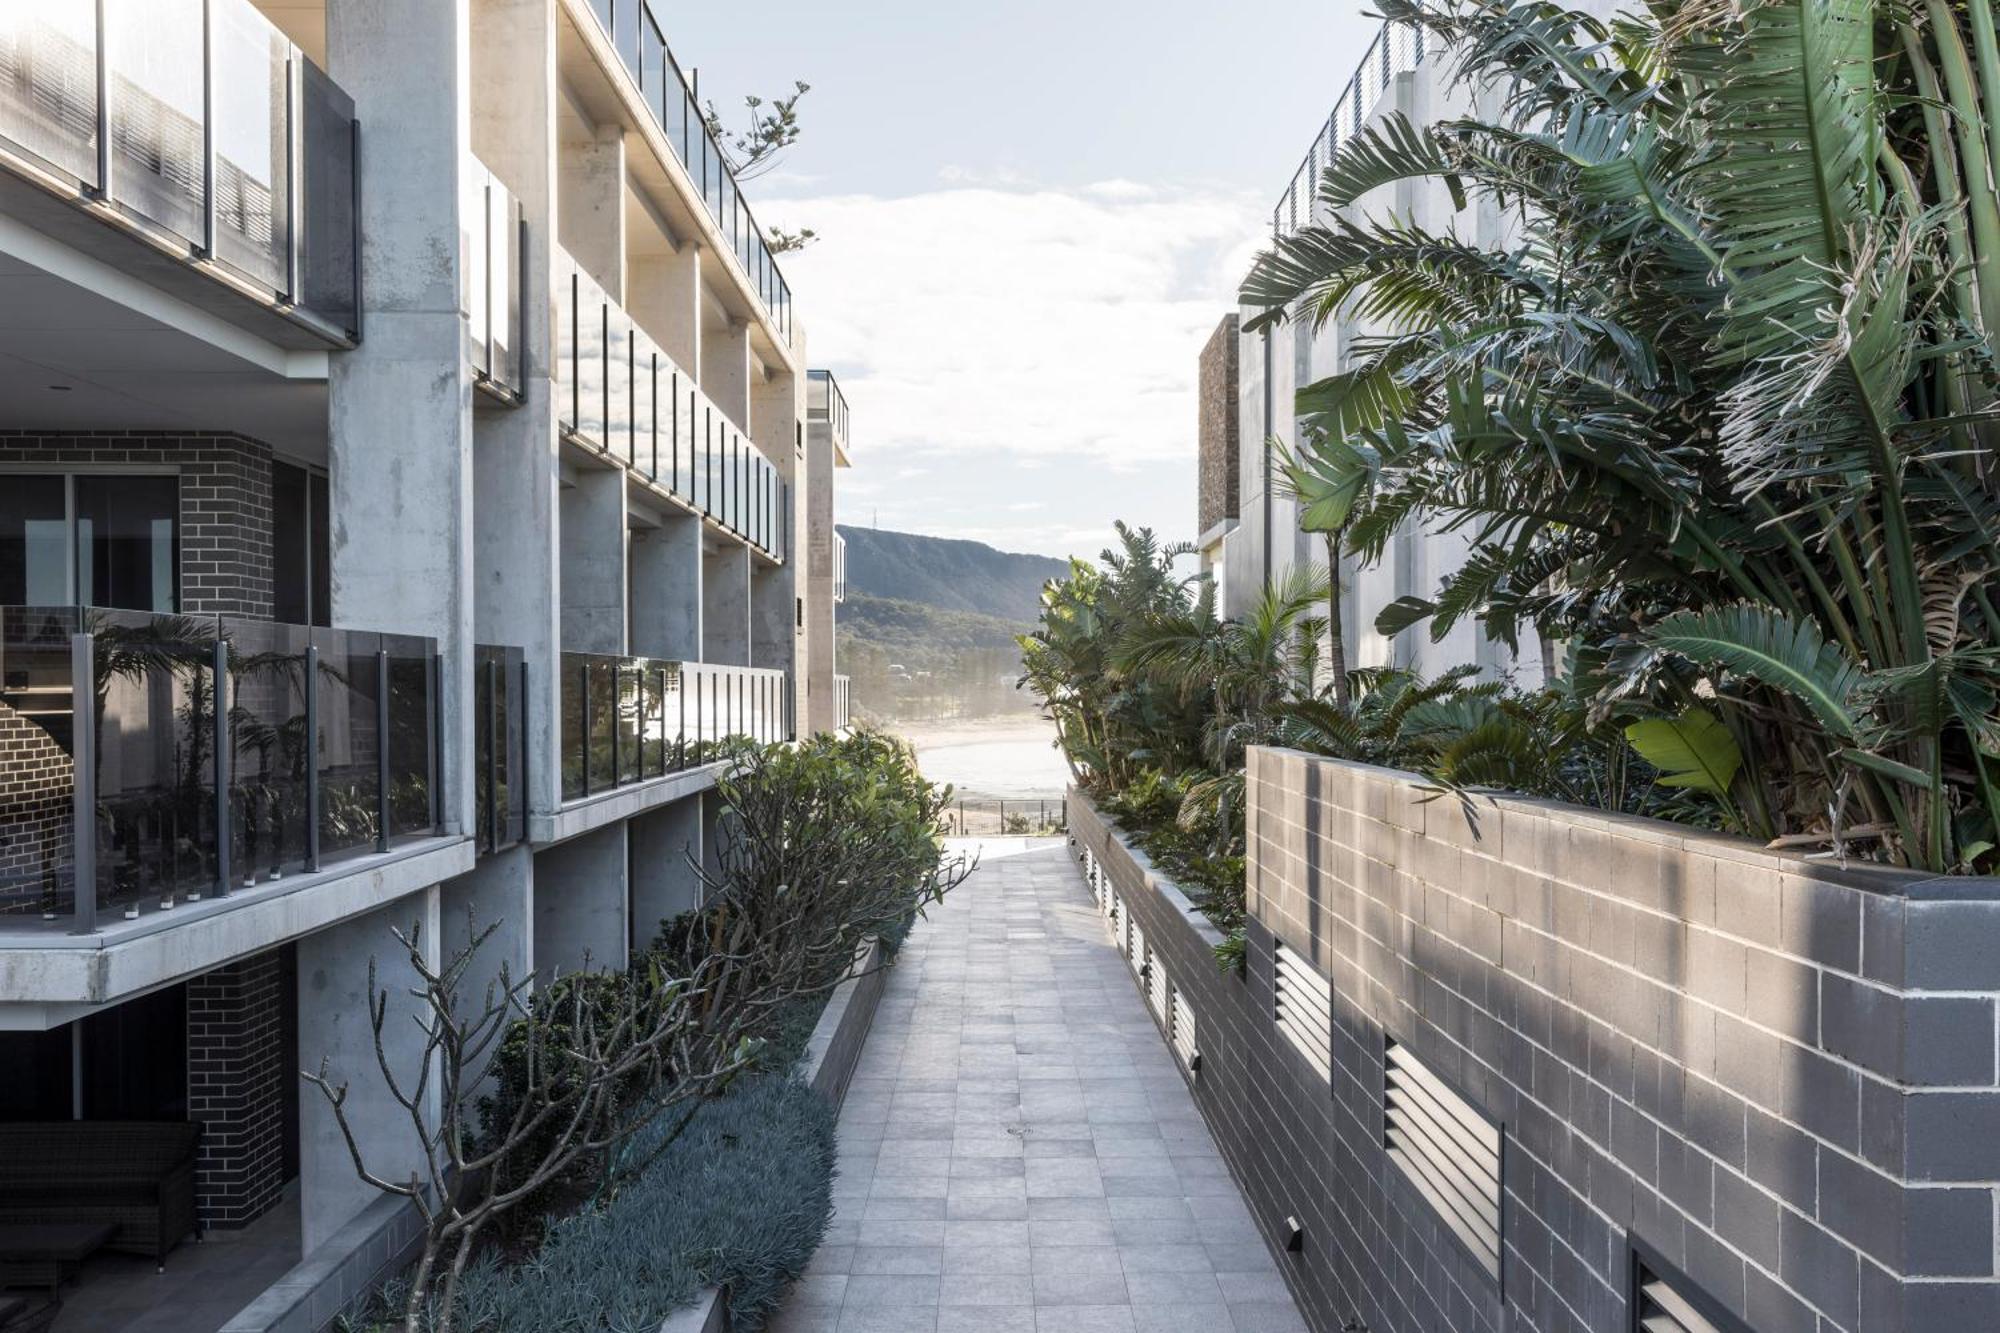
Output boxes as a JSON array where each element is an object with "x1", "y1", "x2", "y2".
[
  {"x1": 559, "y1": 123, "x2": 627, "y2": 301},
  {"x1": 629, "y1": 242, "x2": 701, "y2": 377},
  {"x1": 629, "y1": 795, "x2": 703, "y2": 953},
  {"x1": 296, "y1": 886, "x2": 441, "y2": 1253},
  {"x1": 630, "y1": 509, "x2": 702, "y2": 659},
  {"x1": 702, "y1": 543, "x2": 751, "y2": 665},
  {"x1": 440, "y1": 844, "x2": 534, "y2": 1076},
  {"x1": 325, "y1": 0, "x2": 474, "y2": 836},
  {"x1": 751, "y1": 561, "x2": 793, "y2": 676},
  {"x1": 702, "y1": 318, "x2": 752, "y2": 434},
  {"x1": 802, "y1": 418, "x2": 837, "y2": 735},
  {"x1": 701, "y1": 788, "x2": 726, "y2": 883},
  {"x1": 532, "y1": 823, "x2": 629, "y2": 975},
  {"x1": 470, "y1": 0, "x2": 560, "y2": 820},
  {"x1": 559, "y1": 466, "x2": 627, "y2": 654}
]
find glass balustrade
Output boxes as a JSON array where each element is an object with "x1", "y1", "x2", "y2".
[
  {"x1": 475, "y1": 643, "x2": 526, "y2": 854},
  {"x1": 0, "y1": 0, "x2": 359, "y2": 335},
  {"x1": 464, "y1": 156, "x2": 523, "y2": 398},
  {"x1": 555, "y1": 247, "x2": 788, "y2": 561},
  {"x1": 0, "y1": 606, "x2": 445, "y2": 933},
  {"x1": 573, "y1": 0, "x2": 790, "y2": 338},
  {"x1": 1270, "y1": 14, "x2": 1425, "y2": 239},
  {"x1": 558, "y1": 652, "x2": 788, "y2": 803}
]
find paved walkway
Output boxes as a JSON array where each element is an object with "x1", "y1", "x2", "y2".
[{"x1": 771, "y1": 839, "x2": 1308, "y2": 1333}]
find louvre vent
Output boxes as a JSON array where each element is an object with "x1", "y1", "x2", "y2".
[
  {"x1": 1632, "y1": 1248, "x2": 1737, "y2": 1333},
  {"x1": 1146, "y1": 947, "x2": 1168, "y2": 1018},
  {"x1": 1384, "y1": 1041, "x2": 1502, "y2": 1282},
  {"x1": 1273, "y1": 942, "x2": 1332, "y2": 1084},
  {"x1": 1171, "y1": 990, "x2": 1198, "y2": 1070},
  {"x1": 1128, "y1": 920, "x2": 1147, "y2": 977}
]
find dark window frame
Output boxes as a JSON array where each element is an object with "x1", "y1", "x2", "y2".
[{"x1": 1628, "y1": 1234, "x2": 1753, "y2": 1333}]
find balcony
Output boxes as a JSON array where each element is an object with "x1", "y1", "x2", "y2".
[
  {"x1": 834, "y1": 530, "x2": 847, "y2": 604},
  {"x1": 557, "y1": 245, "x2": 788, "y2": 561},
  {"x1": 559, "y1": 653, "x2": 788, "y2": 803},
  {"x1": 0, "y1": 0, "x2": 360, "y2": 342},
  {"x1": 464, "y1": 155, "x2": 525, "y2": 403},
  {"x1": 0, "y1": 606, "x2": 442, "y2": 936},
  {"x1": 809, "y1": 368, "x2": 852, "y2": 467},
  {"x1": 572, "y1": 0, "x2": 792, "y2": 340},
  {"x1": 834, "y1": 673, "x2": 851, "y2": 731}
]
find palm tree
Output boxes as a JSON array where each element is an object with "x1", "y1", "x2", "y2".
[
  {"x1": 1238, "y1": 0, "x2": 2000, "y2": 873},
  {"x1": 1272, "y1": 437, "x2": 1377, "y2": 709}
]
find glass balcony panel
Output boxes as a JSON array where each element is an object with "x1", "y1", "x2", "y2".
[
  {"x1": 616, "y1": 664, "x2": 641, "y2": 785},
  {"x1": 210, "y1": 0, "x2": 290, "y2": 293},
  {"x1": 604, "y1": 318, "x2": 630, "y2": 466},
  {"x1": 640, "y1": 18, "x2": 664, "y2": 115},
  {"x1": 632, "y1": 335, "x2": 656, "y2": 481},
  {"x1": 105, "y1": 0, "x2": 206, "y2": 248},
  {"x1": 586, "y1": 660, "x2": 616, "y2": 792},
  {"x1": 655, "y1": 664, "x2": 680, "y2": 771},
  {"x1": 577, "y1": 272, "x2": 608, "y2": 445},
  {"x1": 297, "y1": 58, "x2": 357, "y2": 332},
  {"x1": 560, "y1": 654, "x2": 584, "y2": 800},
  {"x1": 494, "y1": 183, "x2": 521, "y2": 390},
  {"x1": 314, "y1": 627, "x2": 381, "y2": 865},
  {"x1": 0, "y1": 606, "x2": 81, "y2": 921},
  {"x1": 223, "y1": 618, "x2": 310, "y2": 887},
  {"x1": 91, "y1": 608, "x2": 218, "y2": 917},
  {"x1": 462, "y1": 169, "x2": 490, "y2": 375},
  {"x1": 556, "y1": 258, "x2": 577, "y2": 432},
  {"x1": 382, "y1": 632, "x2": 433, "y2": 845},
  {"x1": 0, "y1": 2, "x2": 100, "y2": 186},
  {"x1": 612, "y1": 0, "x2": 640, "y2": 81}
]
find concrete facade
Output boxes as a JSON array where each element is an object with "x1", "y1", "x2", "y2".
[
  {"x1": 1070, "y1": 754, "x2": 2000, "y2": 1333},
  {"x1": 0, "y1": 0, "x2": 851, "y2": 1325}
]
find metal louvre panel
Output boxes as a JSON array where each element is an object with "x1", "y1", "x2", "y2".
[
  {"x1": 1147, "y1": 948, "x2": 1168, "y2": 1017},
  {"x1": 1273, "y1": 943, "x2": 1333, "y2": 1085},
  {"x1": 1171, "y1": 991, "x2": 1197, "y2": 1069},
  {"x1": 1384, "y1": 1042, "x2": 1501, "y2": 1281},
  {"x1": 1129, "y1": 921, "x2": 1147, "y2": 976},
  {"x1": 1636, "y1": 1273, "x2": 1725, "y2": 1333}
]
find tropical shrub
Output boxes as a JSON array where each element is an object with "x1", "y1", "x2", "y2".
[{"x1": 1240, "y1": 0, "x2": 2000, "y2": 873}]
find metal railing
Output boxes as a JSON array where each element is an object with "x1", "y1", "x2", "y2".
[
  {"x1": 557, "y1": 244, "x2": 788, "y2": 561},
  {"x1": 833, "y1": 673, "x2": 851, "y2": 730},
  {"x1": 465, "y1": 155, "x2": 525, "y2": 401},
  {"x1": 0, "y1": 0, "x2": 361, "y2": 338},
  {"x1": 475, "y1": 644, "x2": 527, "y2": 855},
  {"x1": 559, "y1": 653, "x2": 788, "y2": 802},
  {"x1": 943, "y1": 798, "x2": 1068, "y2": 837},
  {"x1": 578, "y1": 0, "x2": 791, "y2": 339},
  {"x1": 1271, "y1": 17, "x2": 1426, "y2": 237},
  {"x1": 0, "y1": 606, "x2": 442, "y2": 933}
]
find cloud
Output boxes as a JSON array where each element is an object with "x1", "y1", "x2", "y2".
[{"x1": 761, "y1": 179, "x2": 1265, "y2": 557}]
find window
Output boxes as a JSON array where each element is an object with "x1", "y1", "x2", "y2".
[
  {"x1": 1384, "y1": 1039, "x2": 1502, "y2": 1283},
  {"x1": 1171, "y1": 989, "x2": 1198, "y2": 1072},
  {"x1": 0, "y1": 472, "x2": 178, "y2": 611},
  {"x1": 272, "y1": 460, "x2": 330, "y2": 626},
  {"x1": 1630, "y1": 1240, "x2": 1745, "y2": 1333}
]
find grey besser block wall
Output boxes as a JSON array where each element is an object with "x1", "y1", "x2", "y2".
[{"x1": 1070, "y1": 748, "x2": 2000, "y2": 1333}]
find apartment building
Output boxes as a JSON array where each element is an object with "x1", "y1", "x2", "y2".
[
  {"x1": 0, "y1": 1, "x2": 846, "y2": 1327},
  {"x1": 1206, "y1": 20, "x2": 1546, "y2": 687}
]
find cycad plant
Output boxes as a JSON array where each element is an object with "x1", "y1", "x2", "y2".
[{"x1": 1241, "y1": 0, "x2": 2000, "y2": 872}]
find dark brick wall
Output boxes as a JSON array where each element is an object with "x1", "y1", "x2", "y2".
[
  {"x1": 0, "y1": 431, "x2": 276, "y2": 618},
  {"x1": 1072, "y1": 752, "x2": 2000, "y2": 1333},
  {"x1": 188, "y1": 949, "x2": 289, "y2": 1229},
  {"x1": 0, "y1": 702, "x2": 73, "y2": 917},
  {"x1": 1198, "y1": 314, "x2": 1240, "y2": 537}
]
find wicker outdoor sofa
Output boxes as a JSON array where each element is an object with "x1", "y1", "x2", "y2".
[{"x1": 0, "y1": 1122, "x2": 199, "y2": 1266}]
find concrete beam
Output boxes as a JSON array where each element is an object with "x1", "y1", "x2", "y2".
[
  {"x1": 532, "y1": 822, "x2": 628, "y2": 975},
  {"x1": 296, "y1": 886, "x2": 442, "y2": 1253},
  {"x1": 559, "y1": 468, "x2": 628, "y2": 655},
  {"x1": 701, "y1": 543, "x2": 751, "y2": 665}
]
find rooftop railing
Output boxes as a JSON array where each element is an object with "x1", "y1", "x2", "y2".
[
  {"x1": 0, "y1": 607, "x2": 445, "y2": 933},
  {"x1": 0, "y1": 0, "x2": 361, "y2": 338},
  {"x1": 1271, "y1": 19, "x2": 1426, "y2": 238},
  {"x1": 557, "y1": 245, "x2": 788, "y2": 561},
  {"x1": 808, "y1": 369, "x2": 849, "y2": 446},
  {"x1": 578, "y1": 0, "x2": 791, "y2": 340},
  {"x1": 559, "y1": 653, "x2": 788, "y2": 802}
]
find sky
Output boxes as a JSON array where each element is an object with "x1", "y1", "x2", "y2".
[{"x1": 669, "y1": 1, "x2": 1383, "y2": 561}]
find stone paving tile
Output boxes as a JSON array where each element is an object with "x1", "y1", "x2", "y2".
[{"x1": 773, "y1": 840, "x2": 1307, "y2": 1333}]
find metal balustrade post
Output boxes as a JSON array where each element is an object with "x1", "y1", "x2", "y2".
[
  {"x1": 610, "y1": 664, "x2": 622, "y2": 786},
  {"x1": 70, "y1": 633, "x2": 97, "y2": 935},
  {"x1": 304, "y1": 643, "x2": 320, "y2": 871},
  {"x1": 214, "y1": 635, "x2": 233, "y2": 896},
  {"x1": 484, "y1": 654, "x2": 499, "y2": 853},
  {"x1": 200, "y1": 0, "x2": 216, "y2": 259},
  {"x1": 579, "y1": 658, "x2": 593, "y2": 798},
  {"x1": 428, "y1": 651, "x2": 441, "y2": 832},
  {"x1": 375, "y1": 649, "x2": 391, "y2": 854},
  {"x1": 517, "y1": 659, "x2": 530, "y2": 840}
]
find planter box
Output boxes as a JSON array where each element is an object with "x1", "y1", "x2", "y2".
[
  {"x1": 799, "y1": 939, "x2": 887, "y2": 1110},
  {"x1": 1072, "y1": 749, "x2": 2000, "y2": 1333}
]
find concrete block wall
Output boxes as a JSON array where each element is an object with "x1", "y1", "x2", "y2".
[{"x1": 1072, "y1": 750, "x2": 2000, "y2": 1333}]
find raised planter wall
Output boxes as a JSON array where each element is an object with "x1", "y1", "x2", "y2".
[{"x1": 1071, "y1": 748, "x2": 2000, "y2": 1333}]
